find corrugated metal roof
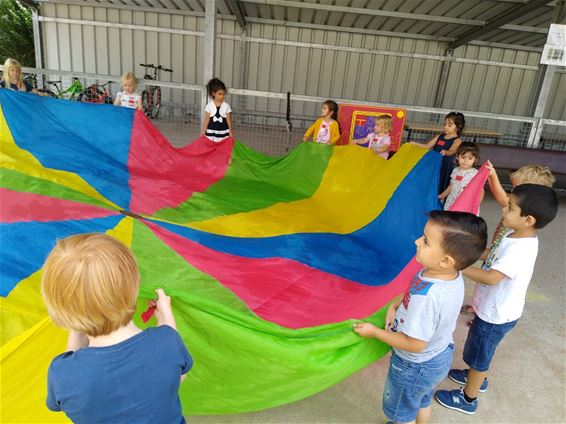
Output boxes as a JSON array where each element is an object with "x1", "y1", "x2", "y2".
[{"x1": 47, "y1": 0, "x2": 558, "y2": 48}]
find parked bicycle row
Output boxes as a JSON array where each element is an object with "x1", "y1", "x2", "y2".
[{"x1": 1, "y1": 58, "x2": 173, "y2": 120}]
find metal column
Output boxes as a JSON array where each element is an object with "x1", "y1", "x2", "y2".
[
  {"x1": 202, "y1": 0, "x2": 217, "y2": 123},
  {"x1": 32, "y1": 9, "x2": 44, "y2": 87},
  {"x1": 433, "y1": 49, "x2": 453, "y2": 108}
]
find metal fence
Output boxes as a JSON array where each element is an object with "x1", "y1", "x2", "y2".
[{"x1": 3, "y1": 66, "x2": 565, "y2": 157}]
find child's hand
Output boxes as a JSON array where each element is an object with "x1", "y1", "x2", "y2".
[
  {"x1": 486, "y1": 160, "x2": 496, "y2": 177},
  {"x1": 200, "y1": 130, "x2": 205, "y2": 137},
  {"x1": 439, "y1": 150, "x2": 447, "y2": 156},
  {"x1": 229, "y1": 130, "x2": 234, "y2": 139},
  {"x1": 353, "y1": 322, "x2": 378, "y2": 338},
  {"x1": 151, "y1": 288, "x2": 177, "y2": 330}
]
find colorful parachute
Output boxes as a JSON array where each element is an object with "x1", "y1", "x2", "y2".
[{"x1": 0, "y1": 90, "x2": 487, "y2": 421}]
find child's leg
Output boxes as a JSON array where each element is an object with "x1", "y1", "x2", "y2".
[
  {"x1": 464, "y1": 368, "x2": 489, "y2": 399},
  {"x1": 415, "y1": 404, "x2": 431, "y2": 424}
]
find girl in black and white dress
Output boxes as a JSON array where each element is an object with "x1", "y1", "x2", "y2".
[{"x1": 201, "y1": 78, "x2": 233, "y2": 142}]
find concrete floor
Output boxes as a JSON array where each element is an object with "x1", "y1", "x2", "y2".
[
  {"x1": 186, "y1": 195, "x2": 566, "y2": 423},
  {"x1": 152, "y1": 121, "x2": 566, "y2": 423}
]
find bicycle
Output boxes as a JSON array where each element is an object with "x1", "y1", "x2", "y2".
[
  {"x1": 140, "y1": 63, "x2": 172, "y2": 119},
  {"x1": 44, "y1": 78, "x2": 87, "y2": 101},
  {"x1": 83, "y1": 81, "x2": 114, "y2": 104},
  {"x1": 23, "y1": 73, "x2": 52, "y2": 95}
]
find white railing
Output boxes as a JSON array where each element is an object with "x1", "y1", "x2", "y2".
[{"x1": 2, "y1": 66, "x2": 565, "y2": 154}]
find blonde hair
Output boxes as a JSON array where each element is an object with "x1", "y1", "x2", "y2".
[
  {"x1": 121, "y1": 71, "x2": 137, "y2": 90},
  {"x1": 376, "y1": 115, "x2": 392, "y2": 134},
  {"x1": 41, "y1": 234, "x2": 140, "y2": 337},
  {"x1": 511, "y1": 165, "x2": 555, "y2": 187},
  {"x1": 2, "y1": 58, "x2": 24, "y2": 88}
]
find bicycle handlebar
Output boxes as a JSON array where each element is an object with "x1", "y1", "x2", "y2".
[{"x1": 139, "y1": 63, "x2": 173, "y2": 72}]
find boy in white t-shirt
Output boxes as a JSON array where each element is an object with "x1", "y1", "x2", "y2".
[
  {"x1": 354, "y1": 211, "x2": 487, "y2": 424},
  {"x1": 435, "y1": 184, "x2": 559, "y2": 415}
]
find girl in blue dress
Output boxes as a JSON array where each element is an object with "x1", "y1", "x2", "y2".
[{"x1": 413, "y1": 112, "x2": 465, "y2": 194}]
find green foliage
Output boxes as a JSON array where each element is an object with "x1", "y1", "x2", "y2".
[{"x1": 0, "y1": 0, "x2": 35, "y2": 67}]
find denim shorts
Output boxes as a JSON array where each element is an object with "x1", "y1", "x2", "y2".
[
  {"x1": 382, "y1": 344, "x2": 454, "y2": 422},
  {"x1": 463, "y1": 315, "x2": 518, "y2": 372}
]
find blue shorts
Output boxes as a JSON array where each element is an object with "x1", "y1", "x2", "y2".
[
  {"x1": 463, "y1": 315, "x2": 518, "y2": 372},
  {"x1": 383, "y1": 344, "x2": 454, "y2": 422}
]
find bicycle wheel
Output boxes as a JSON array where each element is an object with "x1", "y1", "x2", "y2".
[
  {"x1": 141, "y1": 90, "x2": 151, "y2": 117},
  {"x1": 150, "y1": 88, "x2": 161, "y2": 119}
]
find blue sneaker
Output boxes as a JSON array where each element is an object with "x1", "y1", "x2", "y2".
[
  {"x1": 435, "y1": 389, "x2": 478, "y2": 415},
  {"x1": 448, "y1": 369, "x2": 489, "y2": 393}
]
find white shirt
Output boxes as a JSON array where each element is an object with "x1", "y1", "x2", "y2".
[
  {"x1": 444, "y1": 167, "x2": 478, "y2": 210},
  {"x1": 204, "y1": 101, "x2": 231, "y2": 118},
  {"x1": 393, "y1": 271, "x2": 464, "y2": 363},
  {"x1": 117, "y1": 91, "x2": 141, "y2": 109},
  {"x1": 472, "y1": 231, "x2": 539, "y2": 324},
  {"x1": 315, "y1": 122, "x2": 332, "y2": 144}
]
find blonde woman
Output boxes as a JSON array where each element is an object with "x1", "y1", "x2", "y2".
[{"x1": 1, "y1": 58, "x2": 41, "y2": 94}]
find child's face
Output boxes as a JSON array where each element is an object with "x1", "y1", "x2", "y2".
[
  {"x1": 415, "y1": 221, "x2": 453, "y2": 270},
  {"x1": 213, "y1": 89, "x2": 226, "y2": 103},
  {"x1": 457, "y1": 152, "x2": 476, "y2": 169},
  {"x1": 443, "y1": 118, "x2": 457, "y2": 135},
  {"x1": 502, "y1": 194, "x2": 531, "y2": 229},
  {"x1": 122, "y1": 80, "x2": 135, "y2": 94},
  {"x1": 374, "y1": 122, "x2": 384, "y2": 133},
  {"x1": 9, "y1": 67, "x2": 21, "y2": 83},
  {"x1": 321, "y1": 104, "x2": 330, "y2": 117}
]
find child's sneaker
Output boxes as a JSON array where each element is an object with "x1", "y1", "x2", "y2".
[
  {"x1": 448, "y1": 369, "x2": 489, "y2": 392},
  {"x1": 435, "y1": 389, "x2": 478, "y2": 415}
]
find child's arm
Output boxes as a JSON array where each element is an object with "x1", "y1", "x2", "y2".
[
  {"x1": 439, "y1": 184, "x2": 451, "y2": 200},
  {"x1": 227, "y1": 112, "x2": 234, "y2": 138},
  {"x1": 440, "y1": 138, "x2": 462, "y2": 156},
  {"x1": 352, "y1": 135, "x2": 370, "y2": 145},
  {"x1": 200, "y1": 112, "x2": 211, "y2": 136},
  {"x1": 463, "y1": 266, "x2": 507, "y2": 286},
  {"x1": 113, "y1": 93, "x2": 121, "y2": 106},
  {"x1": 137, "y1": 96, "x2": 143, "y2": 111},
  {"x1": 353, "y1": 322, "x2": 427, "y2": 353},
  {"x1": 153, "y1": 288, "x2": 178, "y2": 330},
  {"x1": 486, "y1": 161, "x2": 508, "y2": 206},
  {"x1": 411, "y1": 134, "x2": 439, "y2": 149},
  {"x1": 66, "y1": 330, "x2": 89, "y2": 352}
]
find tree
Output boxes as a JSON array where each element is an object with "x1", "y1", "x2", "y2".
[{"x1": 0, "y1": 0, "x2": 35, "y2": 67}]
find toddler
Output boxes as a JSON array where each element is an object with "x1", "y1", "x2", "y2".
[
  {"x1": 303, "y1": 100, "x2": 341, "y2": 145},
  {"x1": 354, "y1": 211, "x2": 487, "y2": 424},
  {"x1": 42, "y1": 234, "x2": 192, "y2": 423},
  {"x1": 352, "y1": 115, "x2": 392, "y2": 159},
  {"x1": 201, "y1": 78, "x2": 233, "y2": 142},
  {"x1": 114, "y1": 72, "x2": 142, "y2": 110},
  {"x1": 439, "y1": 142, "x2": 480, "y2": 211},
  {"x1": 435, "y1": 184, "x2": 559, "y2": 415}
]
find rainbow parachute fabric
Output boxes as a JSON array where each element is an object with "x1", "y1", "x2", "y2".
[{"x1": 0, "y1": 90, "x2": 487, "y2": 421}]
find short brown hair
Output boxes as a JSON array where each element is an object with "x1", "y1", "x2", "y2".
[
  {"x1": 41, "y1": 234, "x2": 140, "y2": 337},
  {"x1": 428, "y1": 211, "x2": 488, "y2": 270},
  {"x1": 510, "y1": 165, "x2": 555, "y2": 187}
]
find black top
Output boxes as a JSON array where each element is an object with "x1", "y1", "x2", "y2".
[{"x1": 0, "y1": 80, "x2": 33, "y2": 92}]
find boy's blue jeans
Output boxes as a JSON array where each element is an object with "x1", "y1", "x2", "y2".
[
  {"x1": 463, "y1": 315, "x2": 518, "y2": 372},
  {"x1": 383, "y1": 344, "x2": 454, "y2": 422}
]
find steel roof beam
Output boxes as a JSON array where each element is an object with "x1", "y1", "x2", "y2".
[
  {"x1": 448, "y1": 0, "x2": 552, "y2": 49},
  {"x1": 225, "y1": 0, "x2": 246, "y2": 30}
]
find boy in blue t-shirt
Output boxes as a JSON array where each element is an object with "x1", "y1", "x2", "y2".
[
  {"x1": 435, "y1": 184, "x2": 559, "y2": 415},
  {"x1": 354, "y1": 211, "x2": 488, "y2": 424},
  {"x1": 41, "y1": 234, "x2": 192, "y2": 424}
]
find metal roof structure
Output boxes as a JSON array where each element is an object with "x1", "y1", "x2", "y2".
[{"x1": 42, "y1": 0, "x2": 564, "y2": 50}]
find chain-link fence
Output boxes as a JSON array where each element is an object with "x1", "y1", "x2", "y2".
[{"x1": 5, "y1": 67, "x2": 565, "y2": 158}]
